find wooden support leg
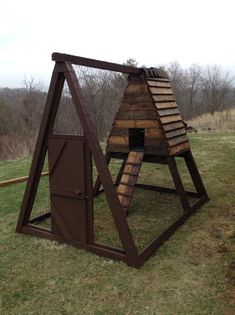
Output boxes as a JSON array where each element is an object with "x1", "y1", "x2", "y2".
[
  {"x1": 93, "y1": 152, "x2": 111, "y2": 195},
  {"x1": 167, "y1": 156, "x2": 190, "y2": 212},
  {"x1": 183, "y1": 150, "x2": 209, "y2": 198}
]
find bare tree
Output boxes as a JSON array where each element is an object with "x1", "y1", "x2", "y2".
[
  {"x1": 185, "y1": 64, "x2": 202, "y2": 118},
  {"x1": 201, "y1": 65, "x2": 233, "y2": 115},
  {"x1": 167, "y1": 62, "x2": 188, "y2": 118}
]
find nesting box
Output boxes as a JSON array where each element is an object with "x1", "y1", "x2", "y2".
[{"x1": 107, "y1": 74, "x2": 189, "y2": 156}]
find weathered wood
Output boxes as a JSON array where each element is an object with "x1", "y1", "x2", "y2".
[
  {"x1": 120, "y1": 102, "x2": 154, "y2": 111},
  {"x1": 168, "y1": 135, "x2": 188, "y2": 147},
  {"x1": 162, "y1": 121, "x2": 185, "y2": 131},
  {"x1": 149, "y1": 87, "x2": 173, "y2": 95},
  {"x1": 127, "y1": 152, "x2": 137, "y2": 164},
  {"x1": 127, "y1": 151, "x2": 144, "y2": 164},
  {"x1": 107, "y1": 143, "x2": 128, "y2": 153},
  {"x1": 152, "y1": 95, "x2": 176, "y2": 102},
  {"x1": 154, "y1": 102, "x2": 177, "y2": 109},
  {"x1": 117, "y1": 110, "x2": 157, "y2": 120},
  {"x1": 145, "y1": 77, "x2": 169, "y2": 82},
  {"x1": 133, "y1": 151, "x2": 144, "y2": 164},
  {"x1": 169, "y1": 142, "x2": 190, "y2": 155},
  {"x1": 144, "y1": 137, "x2": 168, "y2": 147},
  {"x1": 117, "y1": 184, "x2": 129, "y2": 194},
  {"x1": 108, "y1": 135, "x2": 128, "y2": 145},
  {"x1": 124, "y1": 164, "x2": 140, "y2": 176},
  {"x1": 118, "y1": 184, "x2": 134, "y2": 196},
  {"x1": 118, "y1": 195, "x2": 130, "y2": 208},
  {"x1": 120, "y1": 174, "x2": 137, "y2": 185},
  {"x1": 146, "y1": 80, "x2": 171, "y2": 88},
  {"x1": 114, "y1": 120, "x2": 160, "y2": 128},
  {"x1": 125, "y1": 82, "x2": 149, "y2": 95},
  {"x1": 107, "y1": 72, "x2": 188, "y2": 159},
  {"x1": 110, "y1": 127, "x2": 129, "y2": 136},
  {"x1": 145, "y1": 146, "x2": 168, "y2": 155},
  {"x1": 124, "y1": 94, "x2": 153, "y2": 103},
  {"x1": 157, "y1": 108, "x2": 180, "y2": 117},
  {"x1": 160, "y1": 115, "x2": 182, "y2": 124},
  {"x1": 145, "y1": 128, "x2": 164, "y2": 138},
  {"x1": 165, "y1": 128, "x2": 186, "y2": 139},
  {"x1": 117, "y1": 151, "x2": 144, "y2": 211}
]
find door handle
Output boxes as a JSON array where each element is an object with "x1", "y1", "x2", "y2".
[{"x1": 74, "y1": 189, "x2": 88, "y2": 199}]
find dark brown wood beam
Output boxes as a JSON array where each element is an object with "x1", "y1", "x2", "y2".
[{"x1": 52, "y1": 52, "x2": 141, "y2": 74}]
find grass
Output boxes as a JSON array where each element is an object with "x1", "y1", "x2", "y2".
[{"x1": 0, "y1": 132, "x2": 235, "y2": 314}]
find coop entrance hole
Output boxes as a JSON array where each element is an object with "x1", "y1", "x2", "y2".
[{"x1": 129, "y1": 128, "x2": 145, "y2": 151}]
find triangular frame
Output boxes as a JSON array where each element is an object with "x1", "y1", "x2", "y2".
[{"x1": 16, "y1": 53, "x2": 209, "y2": 268}]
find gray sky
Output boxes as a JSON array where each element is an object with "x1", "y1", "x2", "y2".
[{"x1": 1, "y1": 0, "x2": 234, "y2": 88}]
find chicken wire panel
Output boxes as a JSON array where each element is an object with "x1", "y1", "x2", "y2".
[
  {"x1": 53, "y1": 81, "x2": 84, "y2": 136},
  {"x1": 92, "y1": 156, "x2": 123, "y2": 189},
  {"x1": 29, "y1": 156, "x2": 51, "y2": 230},
  {"x1": 137, "y1": 162, "x2": 175, "y2": 189},
  {"x1": 74, "y1": 65, "x2": 128, "y2": 142},
  {"x1": 127, "y1": 189, "x2": 183, "y2": 252},
  {"x1": 137, "y1": 158, "x2": 197, "y2": 193},
  {"x1": 175, "y1": 157, "x2": 196, "y2": 192},
  {"x1": 93, "y1": 160, "x2": 123, "y2": 250}
]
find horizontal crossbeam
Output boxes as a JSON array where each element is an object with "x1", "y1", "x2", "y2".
[{"x1": 52, "y1": 52, "x2": 141, "y2": 74}]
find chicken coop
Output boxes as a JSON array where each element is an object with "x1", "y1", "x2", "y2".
[{"x1": 16, "y1": 53, "x2": 209, "y2": 268}]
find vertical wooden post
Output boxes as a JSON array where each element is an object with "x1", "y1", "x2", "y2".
[{"x1": 16, "y1": 64, "x2": 65, "y2": 231}]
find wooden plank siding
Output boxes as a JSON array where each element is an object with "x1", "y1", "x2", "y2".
[
  {"x1": 146, "y1": 80, "x2": 171, "y2": 88},
  {"x1": 154, "y1": 102, "x2": 177, "y2": 109},
  {"x1": 109, "y1": 127, "x2": 129, "y2": 136},
  {"x1": 107, "y1": 75, "x2": 189, "y2": 156},
  {"x1": 152, "y1": 95, "x2": 176, "y2": 102},
  {"x1": 106, "y1": 143, "x2": 129, "y2": 153},
  {"x1": 124, "y1": 94, "x2": 153, "y2": 103},
  {"x1": 157, "y1": 108, "x2": 180, "y2": 117},
  {"x1": 120, "y1": 102, "x2": 155, "y2": 111},
  {"x1": 162, "y1": 121, "x2": 185, "y2": 131},
  {"x1": 149, "y1": 87, "x2": 174, "y2": 95},
  {"x1": 160, "y1": 114, "x2": 182, "y2": 124},
  {"x1": 114, "y1": 120, "x2": 160, "y2": 129},
  {"x1": 116, "y1": 110, "x2": 158, "y2": 120},
  {"x1": 108, "y1": 135, "x2": 128, "y2": 145},
  {"x1": 167, "y1": 135, "x2": 188, "y2": 147},
  {"x1": 145, "y1": 128, "x2": 165, "y2": 138},
  {"x1": 165, "y1": 128, "x2": 186, "y2": 139},
  {"x1": 169, "y1": 142, "x2": 190, "y2": 155}
]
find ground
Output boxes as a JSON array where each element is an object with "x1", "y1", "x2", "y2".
[{"x1": 0, "y1": 132, "x2": 234, "y2": 315}]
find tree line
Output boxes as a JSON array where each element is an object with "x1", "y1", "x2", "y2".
[
  {"x1": 166, "y1": 62, "x2": 234, "y2": 119},
  {"x1": 0, "y1": 61, "x2": 234, "y2": 159}
]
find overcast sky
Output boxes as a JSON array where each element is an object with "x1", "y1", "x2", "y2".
[{"x1": 1, "y1": 0, "x2": 234, "y2": 88}]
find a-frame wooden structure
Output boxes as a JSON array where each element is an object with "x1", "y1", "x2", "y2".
[{"x1": 16, "y1": 53, "x2": 209, "y2": 268}]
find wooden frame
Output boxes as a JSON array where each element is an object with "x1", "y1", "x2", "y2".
[{"x1": 16, "y1": 53, "x2": 209, "y2": 268}]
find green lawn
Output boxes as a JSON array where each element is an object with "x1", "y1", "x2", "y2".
[{"x1": 0, "y1": 132, "x2": 235, "y2": 315}]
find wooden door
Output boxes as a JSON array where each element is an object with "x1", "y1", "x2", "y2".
[{"x1": 48, "y1": 135, "x2": 92, "y2": 243}]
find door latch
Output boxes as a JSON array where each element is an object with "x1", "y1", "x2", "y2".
[{"x1": 74, "y1": 189, "x2": 88, "y2": 199}]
